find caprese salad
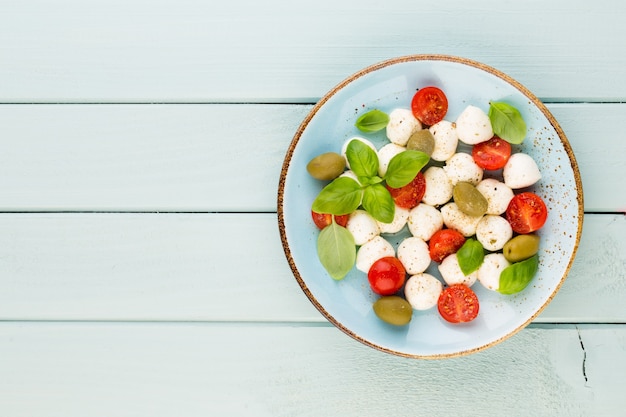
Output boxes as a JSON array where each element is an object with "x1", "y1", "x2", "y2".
[{"x1": 306, "y1": 85, "x2": 547, "y2": 326}]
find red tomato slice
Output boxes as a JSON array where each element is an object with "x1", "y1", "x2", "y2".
[
  {"x1": 505, "y1": 192, "x2": 548, "y2": 234},
  {"x1": 368, "y1": 257, "x2": 406, "y2": 296},
  {"x1": 471, "y1": 136, "x2": 512, "y2": 170},
  {"x1": 385, "y1": 172, "x2": 426, "y2": 209},
  {"x1": 311, "y1": 210, "x2": 349, "y2": 230},
  {"x1": 437, "y1": 284, "x2": 479, "y2": 323},
  {"x1": 411, "y1": 86, "x2": 448, "y2": 126},
  {"x1": 428, "y1": 229, "x2": 466, "y2": 263}
]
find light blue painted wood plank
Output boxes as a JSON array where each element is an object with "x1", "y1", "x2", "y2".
[
  {"x1": 0, "y1": 104, "x2": 310, "y2": 212},
  {"x1": 0, "y1": 213, "x2": 622, "y2": 323},
  {"x1": 1, "y1": 0, "x2": 625, "y2": 102},
  {"x1": 0, "y1": 322, "x2": 623, "y2": 417},
  {"x1": 0, "y1": 103, "x2": 622, "y2": 212}
]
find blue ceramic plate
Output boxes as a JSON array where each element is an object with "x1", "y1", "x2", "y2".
[{"x1": 277, "y1": 55, "x2": 583, "y2": 358}]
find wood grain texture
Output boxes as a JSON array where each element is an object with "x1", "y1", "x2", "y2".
[
  {"x1": 0, "y1": 103, "x2": 623, "y2": 212},
  {"x1": 0, "y1": 322, "x2": 623, "y2": 417},
  {"x1": 1, "y1": 0, "x2": 625, "y2": 103},
  {"x1": 0, "y1": 213, "x2": 623, "y2": 322}
]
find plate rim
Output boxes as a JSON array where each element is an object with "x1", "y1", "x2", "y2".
[{"x1": 277, "y1": 54, "x2": 584, "y2": 359}]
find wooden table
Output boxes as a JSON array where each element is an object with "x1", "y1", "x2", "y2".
[{"x1": 1, "y1": 1, "x2": 625, "y2": 415}]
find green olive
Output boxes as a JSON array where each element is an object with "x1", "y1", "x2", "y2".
[
  {"x1": 503, "y1": 234, "x2": 540, "y2": 262},
  {"x1": 453, "y1": 182, "x2": 488, "y2": 217},
  {"x1": 406, "y1": 130, "x2": 435, "y2": 156},
  {"x1": 373, "y1": 296, "x2": 412, "y2": 326},
  {"x1": 306, "y1": 152, "x2": 346, "y2": 181}
]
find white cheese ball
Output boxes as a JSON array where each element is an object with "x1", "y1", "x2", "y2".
[
  {"x1": 455, "y1": 105, "x2": 494, "y2": 145},
  {"x1": 407, "y1": 203, "x2": 444, "y2": 241},
  {"x1": 475, "y1": 178, "x2": 514, "y2": 215},
  {"x1": 377, "y1": 205, "x2": 409, "y2": 234},
  {"x1": 438, "y1": 254, "x2": 478, "y2": 287},
  {"x1": 339, "y1": 169, "x2": 361, "y2": 184},
  {"x1": 377, "y1": 143, "x2": 406, "y2": 177},
  {"x1": 428, "y1": 120, "x2": 458, "y2": 162},
  {"x1": 386, "y1": 108, "x2": 422, "y2": 146},
  {"x1": 341, "y1": 137, "x2": 377, "y2": 169},
  {"x1": 421, "y1": 166, "x2": 453, "y2": 206},
  {"x1": 404, "y1": 273, "x2": 443, "y2": 310},
  {"x1": 503, "y1": 153, "x2": 542, "y2": 189},
  {"x1": 397, "y1": 237, "x2": 431, "y2": 275},
  {"x1": 346, "y1": 210, "x2": 380, "y2": 245},
  {"x1": 478, "y1": 253, "x2": 511, "y2": 291},
  {"x1": 356, "y1": 236, "x2": 395, "y2": 273},
  {"x1": 443, "y1": 153, "x2": 484, "y2": 186},
  {"x1": 476, "y1": 215, "x2": 513, "y2": 251},
  {"x1": 440, "y1": 202, "x2": 483, "y2": 237}
]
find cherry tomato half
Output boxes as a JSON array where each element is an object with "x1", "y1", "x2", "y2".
[
  {"x1": 505, "y1": 192, "x2": 548, "y2": 234},
  {"x1": 437, "y1": 284, "x2": 479, "y2": 323},
  {"x1": 385, "y1": 172, "x2": 426, "y2": 209},
  {"x1": 471, "y1": 136, "x2": 512, "y2": 170},
  {"x1": 311, "y1": 210, "x2": 349, "y2": 230},
  {"x1": 411, "y1": 86, "x2": 448, "y2": 126},
  {"x1": 368, "y1": 257, "x2": 406, "y2": 296},
  {"x1": 428, "y1": 229, "x2": 466, "y2": 263}
]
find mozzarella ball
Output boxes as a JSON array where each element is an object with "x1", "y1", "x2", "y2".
[
  {"x1": 341, "y1": 137, "x2": 377, "y2": 169},
  {"x1": 428, "y1": 120, "x2": 458, "y2": 161},
  {"x1": 386, "y1": 108, "x2": 422, "y2": 146},
  {"x1": 476, "y1": 215, "x2": 513, "y2": 251},
  {"x1": 356, "y1": 236, "x2": 395, "y2": 273},
  {"x1": 475, "y1": 178, "x2": 514, "y2": 215},
  {"x1": 404, "y1": 273, "x2": 443, "y2": 310},
  {"x1": 397, "y1": 237, "x2": 431, "y2": 275},
  {"x1": 477, "y1": 253, "x2": 511, "y2": 291},
  {"x1": 455, "y1": 105, "x2": 494, "y2": 145},
  {"x1": 503, "y1": 153, "x2": 542, "y2": 189},
  {"x1": 443, "y1": 153, "x2": 484, "y2": 185},
  {"x1": 438, "y1": 254, "x2": 478, "y2": 287},
  {"x1": 441, "y1": 202, "x2": 483, "y2": 237},
  {"x1": 377, "y1": 205, "x2": 409, "y2": 234},
  {"x1": 407, "y1": 203, "x2": 444, "y2": 241},
  {"x1": 346, "y1": 210, "x2": 380, "y2": 245},
  {"x1": 421, "y1": 166, "x2": 453, "y2": 206},
  {"x1": 339, "y1": 169, "x2": 361, "y2": 184},
  {"x1": 377, "y1": 143, "x2": 406, "y2": 177}
]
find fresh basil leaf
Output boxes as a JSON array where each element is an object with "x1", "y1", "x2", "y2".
[
  {"x1": 317, "y1": 221, "x2": 356, "y2": 280},
  {"x1": 346, "y1": 139, "x2": 379, "y2": 178},
  {"x1": 456, "y1": 238, "x2": 484, "y2": 275},
  {"x1": 488, "y1": 102, "x2": 527, "y2": 144},
  {"x1": 384, "y1": 150, "x2": 429, "y2": 188},
  {"x1": 355, "y1": 109, "x2": 389, "y2": 133},
  {"x1": 311, "y1": 176, "x2": 363, "y2": 215},
  {"x1": 357, "y1": 175, "x2": 383, "y2": 186},
  {"x1": 362, "y1": 183, "x2": 395, "y2": 223},
  {"x1": 498, "y1": 254, "x2": 539, "y2": 295}
]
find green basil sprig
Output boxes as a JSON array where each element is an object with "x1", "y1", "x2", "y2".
[
  {"x1": 498, "y1": 254, "x2": 539, "y2": 294},
  {"x1": 311, "y1": 140, "x2": 429, "y2": 224},
  {"x1": 488, "y1": 102, "x2": 527, "y2": 144},
  {"x1": 355, "y1": 109, "x2": 389, "y2": 133},
  {"x1": 456, "y1": 238, "x2": 484, "y2": 276},
  {"x1": 317, "y1": 220, "x2": 356, "y2": 280}
]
